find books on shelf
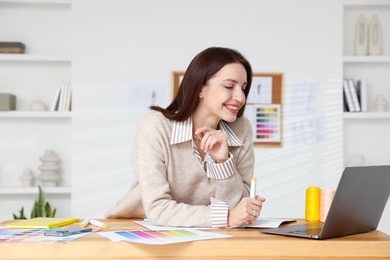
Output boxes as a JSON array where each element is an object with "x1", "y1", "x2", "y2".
[
  {"x1": 51, "y1": 84, "x2": 72, "y2": 111},
  {"x1": 343, "y1": 78, "x2": 367, "y2": 113},
  {"x1": 0, "y1": 42, "x2": 25, "y2": 54},
  {"x1": 343, "y1": 79, "x2": 354, "y2": 112},
  {"x1": 357, "y1": 79, "x2": 368, "y2": 112}
]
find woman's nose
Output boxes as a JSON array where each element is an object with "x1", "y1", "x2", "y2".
[{"x1": 233, "y1": 87, "x2": 245, "y2": 103}]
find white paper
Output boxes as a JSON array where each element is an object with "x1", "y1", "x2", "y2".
[
  {"x1": 240, "y1": 218, "x2": 296, "y2": 228},
  {"x1": 247, "y1": 76, "x2": 273, "y2": 104},
  {"x1": 133, "y1": 220, "x2": 211, "y2": 231}
]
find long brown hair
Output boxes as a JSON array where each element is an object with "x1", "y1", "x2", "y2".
[{"x1": 151, "y1": 47, "x2": 252, "y2": 121}]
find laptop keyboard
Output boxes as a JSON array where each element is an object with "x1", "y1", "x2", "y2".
[{"x1": 289, "y1": 228, "x2": 322, "y2": 235}]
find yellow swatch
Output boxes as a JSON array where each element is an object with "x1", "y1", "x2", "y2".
[{"x1": 5, "y1": 217, "x2": 79, "y2": 229}]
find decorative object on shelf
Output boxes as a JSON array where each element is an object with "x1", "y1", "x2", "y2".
[
  {"x1": 12, "y1": 185, "x2": 56, "y2": 219},
  {"x1": 348, "y1": 153, "x2": 369, "y2": 167},
  {"x1": 0, "y1": 42, "x2": 25, "y2": 54},
  {"x1": 354, "y1": 14, "x2": 368, "y2": 56},
  {"x1": 0, "y1": 93, "x2": 16, "y2": 111},
  {"x1": 37, "y1": 150, "x2": 61, "y2": 187},
  {"x1": 20, "y1": 168, "x2": 35, "y2": 187},
  {"x1": 29, "y1": 99, "x2": 47, "y2": 111},
  {"x1": 368, "y1": 14, "x2": 382, "y2": 55},
  {"x1": 373, "y1": 94, "x2": 388, "y2": 112}
]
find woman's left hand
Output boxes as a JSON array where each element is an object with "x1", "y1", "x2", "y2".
[{"x1": 194, "y1": 127, "x2": 229, "y2": 163}]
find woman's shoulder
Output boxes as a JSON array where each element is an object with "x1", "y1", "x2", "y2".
[
  {"x1": 227, "y1": 115, "x2": 252, "y2": 136},
  {"x1": 138, "y1": 110, "x2": 171, "y2": 131},
  {"x1": 230, "y1": 115, "x2": 251, "y2": 128}
]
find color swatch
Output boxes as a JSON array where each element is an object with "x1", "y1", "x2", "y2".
[
  {"x1": 254, "y1": 104, "x2": 281, "y2": 142},
  {"x1": 98, "y1": 229, "x2": 231, "y2": 245},
  {"x1": 0, "y1": 227, "x2": 92, "y2": 243}
]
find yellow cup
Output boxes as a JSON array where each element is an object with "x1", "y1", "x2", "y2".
[{"x1": 305, "y1": 186, "x2": 320, "y2": 222}]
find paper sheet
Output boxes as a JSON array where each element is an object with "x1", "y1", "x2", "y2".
[
  {"x1": 98, "y1": 229, "x2": 231, "y2": 245},
  {"x1": 133, "y1": 220, "x2": 211, "y2": 231},
  {"x1": 134, "y1": 218, "x2": 295, "y2": 231},
  {"x1": 0, "y1": 226, "x2": 97, "y2": 243},
  {"x1": 241, "y1": 218, "x2": 296, "y2": 228}
]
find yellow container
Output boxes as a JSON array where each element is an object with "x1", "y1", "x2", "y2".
[{"x1": 305, "y1": 186, "x2": 320, "y2": 222}]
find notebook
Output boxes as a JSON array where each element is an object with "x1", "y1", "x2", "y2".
[
  {"x1": 261, "y1": 165, "x2": 390, "y2": 239},
  {"x1": 5, "y1": 217, "x2": 79, "y2": 229}
]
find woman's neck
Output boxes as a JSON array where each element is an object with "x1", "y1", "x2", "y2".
[{"x1": 191, "y1": 109, "x2": 219, "y2": 131}]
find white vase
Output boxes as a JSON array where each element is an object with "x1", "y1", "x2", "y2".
[
  {"x1": 20, "y1": 168, "x2": 35, "y2": 187},
  {"x1": 37, "y1": 150, "x2": 61, "y2": 187},
  {"x1": 354, "y1": 14, "x2": 368, "y2": 56},
  {"x1": 29, "y1": 99, "x2": 47, "y2": 111},
  {"x1": 373, "y1": 94, "x2": 388, "y2": 112},
  {"x1": 368, "y1": 14, "x2": 382, "y2": 55}
]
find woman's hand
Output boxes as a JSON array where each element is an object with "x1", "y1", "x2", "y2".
[
  {"x1": 228, "y1": 195, "x2": 266, "y2": 227},
  {"x1": 194, "y1": 127, "x2": 229, "y2": 163}
]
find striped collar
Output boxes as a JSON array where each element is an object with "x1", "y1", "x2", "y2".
[{"x1": 170, "y1": 117, "x2": 243, "y2": 147}]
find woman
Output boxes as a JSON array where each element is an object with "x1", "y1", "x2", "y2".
[{"x1": 106, "y1": 47, "x2": 265, "y2": 228}]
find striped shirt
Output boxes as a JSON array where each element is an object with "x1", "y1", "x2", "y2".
[
  {"x1": 170, "y1": 117, "x2": 243, "y2": 227},
  {"x1": 106, "y1": 111, "x2": 255, "y2": 228}
]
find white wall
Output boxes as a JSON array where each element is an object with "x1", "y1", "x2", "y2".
[{"x1": 72, "y1": 0, "x2": 387, "y2": 233}]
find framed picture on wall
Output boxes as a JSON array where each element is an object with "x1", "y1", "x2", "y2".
[
  {"x1": 172, "y1": 71, "x2": 283, "y2": 147},
  {"x1": 172, "y1": 71, "x2": 184, "y2": 98},
  {"x1": 246, "y1": 73, "x2": 283, "y2": 147}
]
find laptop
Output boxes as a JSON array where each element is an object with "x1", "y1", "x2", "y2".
[{"x1": 261, "y1": 165, "x2": 390, "y2": 239}]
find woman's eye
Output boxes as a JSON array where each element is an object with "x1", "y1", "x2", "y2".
[{"x1": 224, "y1": 85, "x2": 234, "y2": 89}]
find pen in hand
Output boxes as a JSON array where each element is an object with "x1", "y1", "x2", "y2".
[{"x1": 250, "y1": 177, "x2": 257, "y2": 199}]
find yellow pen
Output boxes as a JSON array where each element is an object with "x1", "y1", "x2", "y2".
[
  {"x1": 89, "y1": 219, "x2": 108, "y2": 228},
  {"x1": 79, "y1": 218, "x2": 90, "y2": 228},
  {"x1": 250, "y1": 177, "x2": 257, "y2": 198}
]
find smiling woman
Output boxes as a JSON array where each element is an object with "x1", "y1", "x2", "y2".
[{"x1": 106, "y1": 47, "x2": 266, "y2": 228}]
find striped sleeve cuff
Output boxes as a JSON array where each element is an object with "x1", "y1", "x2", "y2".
[
  {"x1": 210, "y1": 197, "x2": 229, "y2": 228},
  {"x1": 205, "y1": 152, "x2": 235, "y2": 180}
]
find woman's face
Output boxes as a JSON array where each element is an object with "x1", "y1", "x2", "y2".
[{"x1": 198, "y1": 63, "x2": 247, "y2": 123}]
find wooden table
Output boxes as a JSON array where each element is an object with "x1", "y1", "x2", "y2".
[{"x1": 1, "y1": 219, "x2": 390, "y2": 259}]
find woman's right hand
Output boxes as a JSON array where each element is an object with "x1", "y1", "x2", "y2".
[{"x1": 228, "y1": 195, "x2": 266, "y2": 226}]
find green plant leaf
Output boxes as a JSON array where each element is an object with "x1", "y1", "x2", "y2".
[
  {"x1": 13, "y1": 186, "x2": 57, "y2": 219},
  {"x1": 37, "y1": 185, "x2": 45, "y2": 217}
]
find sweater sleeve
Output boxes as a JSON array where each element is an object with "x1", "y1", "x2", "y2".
[
  {"x1": 133, "y1": 114, "x2": 212, "y2": 227},
  {"x1": 210, "y1": 117, "x2": 255, "y2": 209}
]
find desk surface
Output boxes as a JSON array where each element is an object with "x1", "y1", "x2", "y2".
[{"x1": 1, "y1": 219, "x2": 390, "y2": 259}]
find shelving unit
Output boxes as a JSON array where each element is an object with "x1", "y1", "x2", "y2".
[
  {"x1": 342, "y1": 0, "x2": 390, "y2": 167},
  {"x1": 343, "y1": 112, "x2": 390, "y2": 119},
  {"x1": 0, "y1": 54, "x2": 71, "y2": 62},
  {"x1": 0, "y1": 0, "x2": 72, "y2": 220},
  {"x1": 0, "y1": 186, "x2": 71, "y2": 195},
  {"x1": 343, "y1": 55, "x2": 390, "y2": 63},
  {"x1": 0, "y1": 111, "x2": 71, "y2": 119}
]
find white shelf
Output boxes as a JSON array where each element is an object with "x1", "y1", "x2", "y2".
[
  {"x1": 343, "y1": 56, "x2": 390, "y2": 63},
  {"x1": 343, "y1": 0, "x2": 390, "y2": 6},
  {"x1": 0, "y1": 111, "x2": 71, "y2": 118},
  {"x1": 0, "y1": 0, "x2": 71, "y2": 4},
  {"x1": 0, "y1": 54, "x2": 71, "y2": 62},
  {"x1": 0, "y1": 186, "x2": 71, "y2": 195},
  {"x1": 343, "y1": 112, "x2": 390, "y2": 119}
]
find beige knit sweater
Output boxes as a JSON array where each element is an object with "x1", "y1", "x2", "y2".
[{"x1": 106, "y1": 111, "x2": 255, "y2": 227}]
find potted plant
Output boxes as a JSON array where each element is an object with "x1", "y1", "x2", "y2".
[{"x1": 13, "y1": 185, "x2": 56, "y2": 219}]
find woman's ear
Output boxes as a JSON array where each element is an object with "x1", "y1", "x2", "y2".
[{"x1": 199, "y1": 86, "x2": 207, "y2": 98}]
